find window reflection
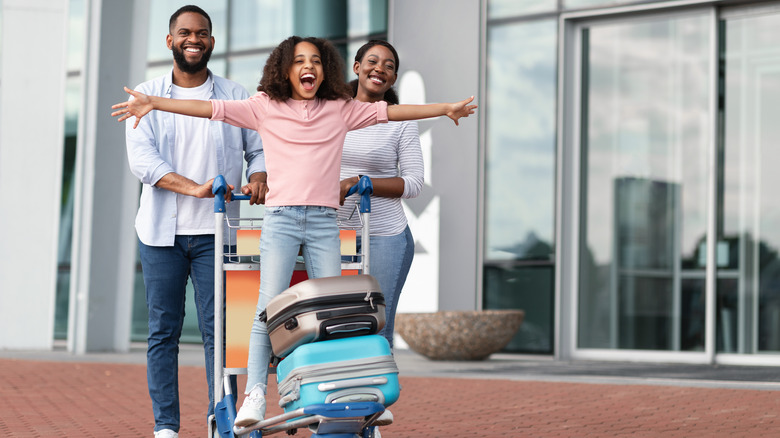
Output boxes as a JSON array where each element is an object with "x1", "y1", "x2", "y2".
[
  {"x1": 67, "y1": 0, "x2": 86, "y2": 70},
  {"x1": 721, "y1": 11, "x2": 780, "y2": 353},
  {"x1": 230, "y1": 0, "x2": 292, "y2": 50},
  {"x1": 55, "y1": 76, "x2": 83, "y2": 339},
  {"x1": 488, "y1": 0, "x2": 556, "y2": 18},
  {"x1": 348, "y1": 0, "x2": 387, "y2": 37},
  {"x1": 485, "y1": 20, "x2": 557, "y2": 261},
  {"x1": 565, "y1": 0, "x2": 644, "y2": 9},
  {"x1": 228, "y1": 55, "x2": 269, "y2": 102},
  {"x1": 577, "y1": 14, "x2": 711, "y2": 351}
]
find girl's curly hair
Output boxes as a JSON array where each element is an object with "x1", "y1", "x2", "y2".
[{"x1": 258, "y1": 36, "x2": 353, "y2": 102}]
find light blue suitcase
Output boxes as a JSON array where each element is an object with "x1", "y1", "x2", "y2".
[{"x1": 276, "y1": 335, "x2": 400, "y2": 413}]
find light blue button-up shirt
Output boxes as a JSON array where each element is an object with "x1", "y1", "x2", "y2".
[{"x1": 125, "y1": 69, "x2": 265, "y2": 246}]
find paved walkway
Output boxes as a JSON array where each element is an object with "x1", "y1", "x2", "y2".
[{"x1": 1, "y1": 345, "x2": 780, "y2": 437}]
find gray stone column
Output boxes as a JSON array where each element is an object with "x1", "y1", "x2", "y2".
[
  {"x1": 0, "y1": 0, "x2": 69, "y2": 349},
  {"x1": 389, "y1": 0, "x2": 482, "y2": 311},
  {"x1": 67, "y1": 0, "x2": 148, "y2": 353}
]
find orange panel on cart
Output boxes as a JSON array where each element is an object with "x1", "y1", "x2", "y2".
[
  {"x1": 339, "y1": 230, "x2": 357, "y2": 255},
  {"x1": 236, "y1": 230, "x2": 261, "y2": 255},
  {"x1": 225, "y1": 270, "x2": 258, "y2": 369},
  {"x1": 236, "y1": 229, "x2": 357, "y2": 256}
]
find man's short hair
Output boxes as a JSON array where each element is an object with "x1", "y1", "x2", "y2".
[{"x1": 169, "y1": 5, "x2": 212, "y2": 34}]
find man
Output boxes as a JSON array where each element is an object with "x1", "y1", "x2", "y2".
[{"x1": 124, "y1": 5, "x2": 266, "y2": 438}]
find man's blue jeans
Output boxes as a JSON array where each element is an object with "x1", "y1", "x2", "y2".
[
  {"x1": 245, "y1": 206, "x2": 342, "y2": 395},
  {"x1": 138, "y1": 235, "x2": 224, "y2": 432},
  {"x1": 353, "y1": 226, "x2": 415, "y2": 349}
]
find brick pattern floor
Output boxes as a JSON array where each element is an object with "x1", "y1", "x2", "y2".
[{"x1": 1, "y1": 358, "x2": 780, "y2": 437}]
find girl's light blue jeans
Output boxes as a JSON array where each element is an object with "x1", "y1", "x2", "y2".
[{"x1": 245, "y1": 206, "x2": 342, "y2": 394}]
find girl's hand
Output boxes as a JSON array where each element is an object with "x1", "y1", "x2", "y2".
[
  {"x1": 111, "y1": 86, "x2": 153, "y2": 129},
  {"x1": 339, "y1": 176, "x2": 360, "y2": 205},
  {"x1": 446, "y1": 96, "x2": 478, "y2": 126}
]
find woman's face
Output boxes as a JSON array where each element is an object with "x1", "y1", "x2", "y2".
[
  {"x1": 353, "y1": 45, "x2": 397, "y2": 101},
  {"x1": 288, "y1": 41, "x2": 324, "y2": 100}
]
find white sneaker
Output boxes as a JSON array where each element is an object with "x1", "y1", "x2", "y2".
[
  {"x1": 153, "y1": 430, "x2": 178, "y2": 438},
  {"x1": 234, "y1": 390, "x2": 266, "y2": 427},
  {"x1": 372, "y1": 409, "x2": 393, "y2": 426}
]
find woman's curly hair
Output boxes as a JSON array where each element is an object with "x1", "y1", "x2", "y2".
[{"x1": 258, "y1": 36, "x2": 352, "y2": 102}]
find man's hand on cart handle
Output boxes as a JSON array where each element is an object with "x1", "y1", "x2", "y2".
[{"x1": 203, "y1": 178, "x2": 235, "y2": 201}]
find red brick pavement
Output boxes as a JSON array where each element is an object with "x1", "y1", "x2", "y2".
[{"x1": 1, "y1": 358, "x2": 779, "y2": 437}]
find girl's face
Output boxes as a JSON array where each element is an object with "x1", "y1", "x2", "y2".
[
  {"x1": 353, "y1": 45, "x2": 397, "y2": 102},
  {"x1": 288, "y1": 41, "x2": 324, "y2": 100}
]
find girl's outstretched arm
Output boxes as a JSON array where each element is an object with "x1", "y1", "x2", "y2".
[
  {"x1": 111, "y1": 86, "x2": 213, "y2": 129},
  {"x1": 386, "y1": 96, "x2": 477, "y2": 126}
]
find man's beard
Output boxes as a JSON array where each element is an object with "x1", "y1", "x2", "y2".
[{"x1": 172, "y1": 44, "x2": 212, "y2": 74}]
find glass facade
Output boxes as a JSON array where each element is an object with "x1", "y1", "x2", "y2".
[
  {"x1": 55, "y1": 0, "x2": 87, "y2": 339},
  {"x1": 720, "y1": 8, "x2": 780, "y2": 354},
  {"x1": 483, "y1": 19, "x2": 557, "y2": 353},
  {"x1": 487, "y1": 0, "x2": 556, "y2": 18},
  {"x1": 576, "y1": 13, "x2": 712, "y2": 351}
]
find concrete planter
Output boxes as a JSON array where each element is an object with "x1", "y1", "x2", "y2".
[{"x1": 395, "y1": 310, "x2": 525, "y2": 361}]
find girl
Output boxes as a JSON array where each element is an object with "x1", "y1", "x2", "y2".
[
  {"x1": 112, "y1": 36, "x2": 477, "y2": 427},
  {"x1": 339, "y1": 40, "x2": 420, "y2": 353}
]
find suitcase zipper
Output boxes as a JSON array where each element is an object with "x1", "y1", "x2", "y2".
[{"x1": 264, "y1": 292, "x2": 385, "y2": 329}]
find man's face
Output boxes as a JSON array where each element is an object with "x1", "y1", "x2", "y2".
[{"x1": 167, "y1": 12, "x2": 214, "y2": 74}]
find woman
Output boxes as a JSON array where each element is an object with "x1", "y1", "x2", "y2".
[{"x1": 339, "y1": 40, "x2": 423, "y2": 353}]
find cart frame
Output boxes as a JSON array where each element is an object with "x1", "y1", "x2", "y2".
[{"x1": 209, "y1": 175, "x2": 376, "y2": 438}]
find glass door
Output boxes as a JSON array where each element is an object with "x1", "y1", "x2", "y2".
[
  {"x1": 576, "y1": 11, "x2": 713, "y2": 352},
  {"x1": 719, "y1": 4, "x2": 780, "y2": 355}
]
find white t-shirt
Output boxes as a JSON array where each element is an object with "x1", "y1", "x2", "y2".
[{"x1": 170, "y1": 78, "x2": 217, "y2": 235}]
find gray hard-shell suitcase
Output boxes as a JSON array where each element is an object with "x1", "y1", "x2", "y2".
[{"x1": 260, "y1": 274, "x2": 386, "y2": 357}]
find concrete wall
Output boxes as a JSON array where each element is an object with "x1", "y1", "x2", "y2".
[
  {"x1": 0, "y1": 0, "x2": 69, "y2": 349},
  {"x1": 389, "y1": 0, "x2": 482, "y2": 312},
  {"x1": 67, "y1": 0, "x2": 147, "y2": 353}
]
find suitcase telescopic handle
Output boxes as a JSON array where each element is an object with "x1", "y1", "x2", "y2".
[
  {"x1": 212, "y1": 174, "x2": 251, "y2": 213},
  {"x1": 317, "y1": 376, "x2": 389, "y2": 392},
  {"x1": 345, "y1": 175, "x2": 373, "y2": 213}
]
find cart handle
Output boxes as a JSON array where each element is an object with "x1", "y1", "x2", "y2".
[
  {"x1": 213, "y1": 174, "x2": 372, "y2": 213},
  {"x1": 345, "y1": 175, "x2": 373, "y2": 213},
  {"x1": 212, "y1": 174, "x2": 250, "y2": 213}
]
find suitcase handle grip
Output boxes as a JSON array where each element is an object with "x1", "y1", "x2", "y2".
[
  {"x1": 317, "y1": 376, "x2": 388, "y2": 392},
  {"x1": 324, "y1": 322, "x2": 374, "y2": 335}
]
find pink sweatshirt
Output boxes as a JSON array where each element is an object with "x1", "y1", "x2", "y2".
[{"x1": 211, "y1": 92, "x2": 388, "y2": 209}]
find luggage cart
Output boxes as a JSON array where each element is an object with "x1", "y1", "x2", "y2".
[{"x1": 209, "y1": 175, "x2": 381, "y2": 438}]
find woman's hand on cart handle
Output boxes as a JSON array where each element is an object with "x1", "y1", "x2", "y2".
[{"x1": 346, "y1": 175, "x2": 373, "y2": 197}]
